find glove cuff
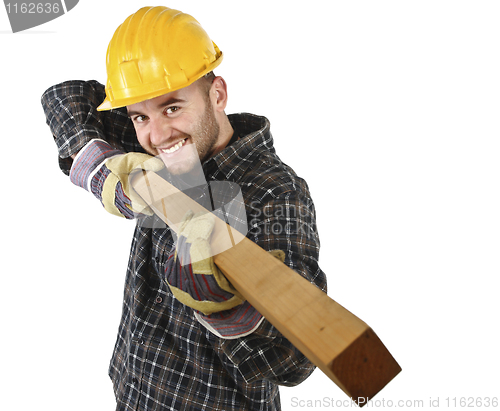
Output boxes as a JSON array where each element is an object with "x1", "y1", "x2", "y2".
[
  {"x1": 69, "y1": 139, "x2": 123, "y2": 191},
  {"x1": 194, "y1": 305, "x2": 264, "y2": 339}
]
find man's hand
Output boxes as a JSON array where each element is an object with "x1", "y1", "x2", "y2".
[
  {"x1": 164, "y1": 210, "x2": 285, "y2": 338},
  {"x1": 70, "y1": 139, "x2": 164, "y2": 218},
  {"x1": 165, "y1": 211, "x2": 246, "y2": 314}
]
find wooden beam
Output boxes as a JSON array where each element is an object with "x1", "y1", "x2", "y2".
[{"x1": 132, "y1": 171, "x2": 401, "y2": 406}]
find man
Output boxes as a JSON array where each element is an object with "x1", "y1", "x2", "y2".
[{"x1": 42, "y1": 6, "x2": 326, "y2": 411}]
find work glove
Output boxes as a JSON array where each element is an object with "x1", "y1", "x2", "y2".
[
  {"x1": 70, "y1": 139, "x2": 164, "y2": 218},
  {"x1": 164, "y1": 210, "x2": 285, "y2": 339}
]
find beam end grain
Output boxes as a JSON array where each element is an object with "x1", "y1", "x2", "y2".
[{"x1": 330, "y1": 328, "x2": 402, "y2": 406}]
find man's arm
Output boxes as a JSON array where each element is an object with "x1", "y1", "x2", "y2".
[
  {"x1": 135, "y1": 171, "x2": 324, "y2": 385},
  {"x1": 210, "y1": 188, "x2": 327, "y2": 386},
  {"x1": 41, "y1": 80, "x2": 142, "y2": 174},
  {"x1": 41, "y1": 80, "x2": 162, "y2": 219}
]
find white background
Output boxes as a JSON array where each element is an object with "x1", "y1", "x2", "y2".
[{"x1": 1, "y1": 1, "x2": 499, "y2": 410}]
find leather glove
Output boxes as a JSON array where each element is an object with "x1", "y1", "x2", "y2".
[
  {"x1": 70, "y1": 139, "x2": 164, "y2": 218},
  {"x1": 164, "y1": 210, "x2": 285, "y2": 338}
]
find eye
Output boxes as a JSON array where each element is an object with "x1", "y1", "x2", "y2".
[
  {"x1": 133, "y1": 115, "x2": 148, "y2": 123},
  {"x1": 164, "y1": 106, "x2": 180, "y2": 115}
]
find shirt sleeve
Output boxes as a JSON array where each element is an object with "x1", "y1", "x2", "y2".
[
  {"x1": 211, "y1": 187, "x2": 327, "y2": 386},
  {"x1": 41, "y1": 80, "x2": 142, "y2": 175}
]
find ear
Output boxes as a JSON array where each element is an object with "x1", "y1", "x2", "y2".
[{"x1": 210, "y1": 76, "x2": 228, "y2": 112}]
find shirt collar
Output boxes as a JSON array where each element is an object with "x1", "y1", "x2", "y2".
[{"x1": 203, "y1": 113, "x2": 275, "y2": 181}]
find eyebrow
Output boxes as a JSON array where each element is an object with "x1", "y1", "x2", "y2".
[{"x1": 127, "y1": 97, "x2": 187, "y2": 117}]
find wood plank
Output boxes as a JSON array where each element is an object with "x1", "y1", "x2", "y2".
[{"x1": 132, "y1": 171, "x2": 401, "y2": 405}]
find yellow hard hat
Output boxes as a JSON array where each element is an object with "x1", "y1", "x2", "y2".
[{"x1": 97, "y1": 6, "x2": 223, "y2": 111}]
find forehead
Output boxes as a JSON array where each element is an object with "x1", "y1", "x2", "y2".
[{"x1": 126, "y1": 79, "x2": 206, "y2": 113}]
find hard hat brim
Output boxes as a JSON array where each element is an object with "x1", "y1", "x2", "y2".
[{"x1": 97, "y1": 53, "x2": 223, "y2": 112}]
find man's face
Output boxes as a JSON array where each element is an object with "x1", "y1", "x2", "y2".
[{"x1": 127, "y1": 79, "x2": 220, "y2": 175}]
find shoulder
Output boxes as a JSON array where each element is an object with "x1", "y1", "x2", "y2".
[
  {"x1": 239, "y1": 146, "x2": 312, "y2": 206},
  {"x1": 214, "y1": 113, "x2": 313, "y2": 204}
]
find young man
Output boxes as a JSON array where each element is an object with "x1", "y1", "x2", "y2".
[{"x1": 42, "y1": 6, "x2": 326, "y2": 411}]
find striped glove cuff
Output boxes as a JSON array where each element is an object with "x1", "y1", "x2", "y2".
[{"x1": 69, "y1": 139, "x2": 123, "y2": 191}]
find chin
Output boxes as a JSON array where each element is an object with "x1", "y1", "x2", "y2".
[{"x1": 163, "y1": 154, "x2": 199, "y2": 176}]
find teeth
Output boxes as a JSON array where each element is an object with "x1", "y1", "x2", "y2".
[{"x1": 160, "y1": 139, "x2": 185, "y2": 154}]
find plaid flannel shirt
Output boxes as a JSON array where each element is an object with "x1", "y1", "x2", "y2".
[{"x1": 41, "y1": 80, "x2": 327, "y2": 411}]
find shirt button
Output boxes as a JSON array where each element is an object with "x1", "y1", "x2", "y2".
[{"x1": 155, "y1": 296, "x2": 163, "y2": 304}]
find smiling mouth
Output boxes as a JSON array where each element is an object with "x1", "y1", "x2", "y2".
[{"x1": 159, "y1": 138, "x2": 187, "y2": 154}]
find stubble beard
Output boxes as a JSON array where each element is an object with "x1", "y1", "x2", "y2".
[
  {"x1": 194, "y1": 95, "x2": 220, "y2": 165},
  {"x1": 165, "y1": 96, "x2": 220, "y2": 176}
]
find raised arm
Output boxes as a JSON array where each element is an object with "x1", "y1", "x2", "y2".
[
  {"x1": 41, "y1": 79, "x2": 142, "y2": 175},
  {"x1": 41, "y1": 80, "x2": 162, "y2": 219}
]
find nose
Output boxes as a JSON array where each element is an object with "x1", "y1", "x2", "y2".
[{"x1": 149, "y1": 117, "x2": 171, "y2": 147}]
